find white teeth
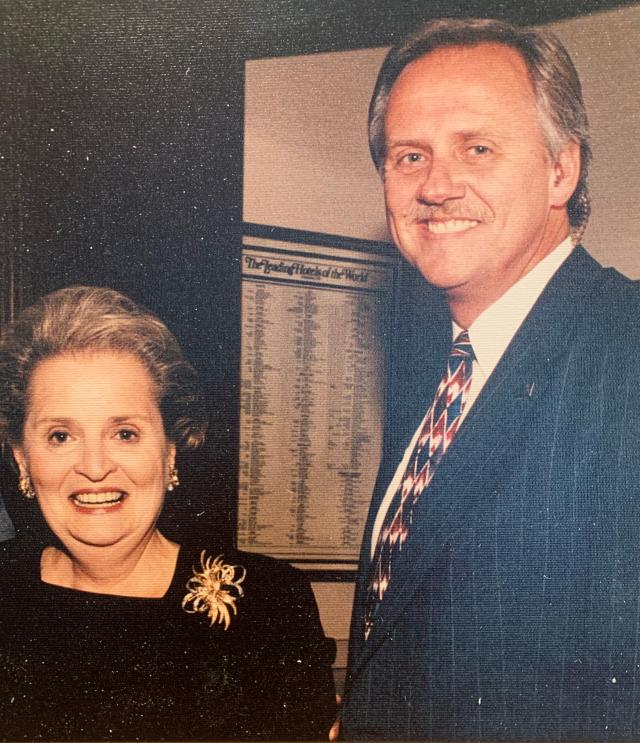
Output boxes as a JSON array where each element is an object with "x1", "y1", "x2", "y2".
[
  {"x1": 72, "y1": 491, "x2": 123, "y2": 505},
  {"x1": 427, "y1": 219, "x2": 479, "y2": 234}
]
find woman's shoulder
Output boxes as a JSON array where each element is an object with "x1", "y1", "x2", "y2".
[
  {"x1": 178, "y1": 545, "x2": 318, "y2": 627},
  {"x1": 0, "y1": 537, "x2": 41, "y2": 595},
  {"x1": 180, "y1": 545, "x2": 308, "y2": 584},
  {"x1": 0, "y1": 536, "x2": 37, "y2": 567},
  {"x1": 236, "y1": 548, "x2": 307, "y2": 581}
]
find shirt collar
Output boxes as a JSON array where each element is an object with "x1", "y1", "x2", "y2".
[{"x1": 452, "y1": 236, "x2": 574, "y2": 380}]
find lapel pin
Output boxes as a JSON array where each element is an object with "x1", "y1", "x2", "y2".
[{"x1": 515, "y1": 382, "x2": 536, "y2": 400}]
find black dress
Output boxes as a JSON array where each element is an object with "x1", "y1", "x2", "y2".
[{"x1": 0, "y1": 538, "x2": 336, "y2": 741}]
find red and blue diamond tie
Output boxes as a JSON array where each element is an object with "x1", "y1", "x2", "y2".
[{"x1": 364, "y1": 329, "x2": 475, "y2": 639}]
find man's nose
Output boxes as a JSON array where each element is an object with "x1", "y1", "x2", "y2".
[
  {"x1": 74, "y1": 440, "x2": 116, "y2": 481},
  {"x1": 417, "y1": 155, "x2": 466, "y2": 204}
]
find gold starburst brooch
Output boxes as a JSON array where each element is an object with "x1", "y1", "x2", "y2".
[{"x1": 182, "y1": 551, "x2": 246, "y2": 630}]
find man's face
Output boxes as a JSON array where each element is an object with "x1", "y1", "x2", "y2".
[{"x1": 383, "y1": 43, "x2": 579, "y2": 322}]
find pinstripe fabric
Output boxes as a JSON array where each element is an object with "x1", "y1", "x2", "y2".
[{"x1": 342, "y1": 247, "x2": 640, "y2": 741}]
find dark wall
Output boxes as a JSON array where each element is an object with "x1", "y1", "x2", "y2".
[
  {"x1": 237, "y1": 0, "x2": 639, "y2": 58},
  {"x1": 4, "y1": 2, "x2": 245, "y2": 544}
]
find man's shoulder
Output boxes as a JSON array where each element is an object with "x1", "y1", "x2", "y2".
[
  {"x1": 555, "y1": 246, "x2": 640, "y2": 336},
  {"x1": 583, "y1": 260, "x2": 640, "y2": 335}
]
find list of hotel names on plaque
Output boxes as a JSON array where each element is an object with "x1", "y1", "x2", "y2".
[{"x1": 238, "y1": 237, "x2": 395, "y2": 564}]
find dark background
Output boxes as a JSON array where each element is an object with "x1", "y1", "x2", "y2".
[{"x1": 3, "y1": 0, "x2": 636, "y2": 544}]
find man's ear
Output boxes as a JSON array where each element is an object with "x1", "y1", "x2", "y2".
[{"x1": 549, "y1": 139, "x2": 581, "y2": 208}]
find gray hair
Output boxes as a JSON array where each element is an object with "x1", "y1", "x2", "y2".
[
  {"x1": 369, "y1": 18, "x2": 591, "y2": 242},
  {"x1": 0, "y1": 286, "x2": 208, "y2": 449}
]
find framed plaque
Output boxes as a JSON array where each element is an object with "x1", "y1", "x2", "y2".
[{"x1": 238, "y1": 223, "x2": 396, "y2": 572}]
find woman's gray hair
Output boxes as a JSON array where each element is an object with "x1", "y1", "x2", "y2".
[
  {"x1": 0, "y1": 286, "x2": 208, "y2": 449},
  {"x1": 369, "y1": 18, "x2": 591, "y2": 242}
]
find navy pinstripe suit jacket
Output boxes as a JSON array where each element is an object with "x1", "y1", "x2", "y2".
[{"x1": 342, "y1": 246, "x2": 640, "y2": 741}]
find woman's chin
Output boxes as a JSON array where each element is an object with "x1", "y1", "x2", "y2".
[{"x1": 65, "y1": 523, "x2": 131, "y2": 550}]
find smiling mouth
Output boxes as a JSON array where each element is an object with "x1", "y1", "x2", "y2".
[
  {"x1": 70, "y1": 491, "x2": 126, "y2": 508},
  {"x1": 425, "y1": 219, "x2": 480, "y2": 234}
]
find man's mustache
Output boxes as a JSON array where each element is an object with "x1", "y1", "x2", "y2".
[{"x1": 409, "y1": 201, "x2": 494, "y2": 223}]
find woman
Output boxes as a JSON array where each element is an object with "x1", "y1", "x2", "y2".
[{"x1": 0, "y1": 286, "x2": 336, "y2": 741}]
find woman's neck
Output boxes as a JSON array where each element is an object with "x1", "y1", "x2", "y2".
[{"x1": 40, "y1": 530, "x2": 180, "y2": 598}]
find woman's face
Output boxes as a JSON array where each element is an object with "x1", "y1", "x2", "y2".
[{"x1": 13, "y1": 350, "x2": 176, "y2": 553}]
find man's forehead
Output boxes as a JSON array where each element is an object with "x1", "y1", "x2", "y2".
[
  {"x1": 386, "y1": 41, "x2": 538, "y2": 121},
  {"x1": 382, "y1": 40, "x2": 549, "y2": 156},
  {"x1": 393, "y1": 41, "x2": 533, "y2": 92}
]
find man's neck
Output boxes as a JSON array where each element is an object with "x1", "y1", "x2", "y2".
[
  {"x1": 450, "y1": 234, "x2": 575, "y2": 330},
  {"x1": 448, "y1": 228, "x2": 573, "y2": 328}
]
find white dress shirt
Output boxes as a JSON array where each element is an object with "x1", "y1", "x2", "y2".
[{"x1": 370, "y1": 237, "x2": 575, "y2": 555}]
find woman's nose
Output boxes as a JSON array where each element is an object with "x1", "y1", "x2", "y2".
[{"x1": 74, "y1": 440, "x2": 116, "y2": 481}]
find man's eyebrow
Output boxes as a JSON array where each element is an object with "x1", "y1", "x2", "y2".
[
  {"x1": 386, "y1": 139, "x2": 430, "y2": 149},
  {"x1": 457, "y1": 128, "x2": 501, "y2": 140},
  {"x1": 386, "y1": 130, "x2": 499, "y2": 149}
]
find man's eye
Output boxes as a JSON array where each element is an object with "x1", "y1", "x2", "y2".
[
  {"x1": 469, "y1": 144, "x2": 491, "y2": 156},
  {"x1": 48, "y1": 431, "x2": 69, "y2": 444},
  {"x1": 391, "y1": 152, "x2": 426, "y2": 173},
  {"x1": 400, "y1": 152, "x2": 423, "y2": 164},
  {"x1": 116, "y1": 429, "x2": 138, "y2": 442}
]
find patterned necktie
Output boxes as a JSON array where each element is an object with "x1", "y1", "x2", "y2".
[{"x1": 364, "y1": 330, "x2": 475, "y2": 639}]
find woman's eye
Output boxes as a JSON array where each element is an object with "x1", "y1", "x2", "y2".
[
  {"x1": 48, "y1": 431, "x2": 69, "y2": 444},
  {"x1": 116, "y1": 429, "x2": 138, "y2": 442},
  {"x1": 400, "y1": 152, "x2": 423, "y2": 165}
]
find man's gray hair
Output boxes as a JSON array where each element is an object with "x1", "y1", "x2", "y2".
[{"x1": 369, "y1": 18, "x2": 591, "y2": 242}]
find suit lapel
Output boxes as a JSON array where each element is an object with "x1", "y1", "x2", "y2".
[
  {"x1": 350, "y1": 246, "x2": 607, "y2": 674},
  {"x1": 353, "y1": 271, "x2": 450, "y2": 593}
]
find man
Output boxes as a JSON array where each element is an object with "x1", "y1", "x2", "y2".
[{"x1": 341, "y1": 18, "x2": 640, "y2": 741}]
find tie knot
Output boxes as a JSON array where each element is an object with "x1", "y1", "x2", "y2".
[{"x1": 450, "y1": 329, "x2": 474, "y2": 360}]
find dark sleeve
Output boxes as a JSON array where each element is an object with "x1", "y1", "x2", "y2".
[
  {"x1": 236, "y1": 555, "x2": 337, "y2": 740},
  {"x1": 271, "y1": 567, "x2": 337, "y2": 740},
  {"x1": 583, "y1": 336, "x2": 640, "y2": 740},
  {"x1": 0, "y1": 496, "x2": 15, "y2": 543}
]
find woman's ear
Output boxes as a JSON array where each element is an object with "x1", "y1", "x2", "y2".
[
  {"x1": 11, "y1": 446, "x2": 28, "y2": 478},
  {"x1": 167, "y1": 442, "x2": 176, "y2": 472},
  {"x1": 165, "y1": 443, "x2": 179, "y2": 492}
]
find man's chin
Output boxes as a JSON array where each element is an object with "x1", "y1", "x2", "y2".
[
  {"x1": 396, "y1": 241, "x2": 475, "y2": 289},
  {"x1": 410, "y1": 260, "x2": 473, "y2": 293}
]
